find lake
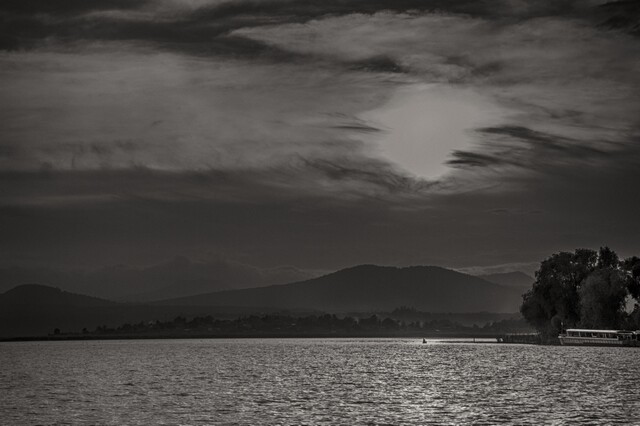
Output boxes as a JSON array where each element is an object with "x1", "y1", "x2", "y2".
[{"x1": 1, "y1": 338, "x2": 639, "y2": 424}]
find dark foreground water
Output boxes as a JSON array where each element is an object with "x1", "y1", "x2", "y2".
[{"x1": 1, "y1": 339, "x2": 639, "y2": 425}]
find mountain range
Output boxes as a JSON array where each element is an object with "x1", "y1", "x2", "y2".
[
  {"x1": 0, "y1": 257, "x2": 315, "y2": 301},
  {"x1": 477, "y1": 271, "x2": 534, "y2": 288},
  {"x1": 156, "y1": 265, "x2": 525, "y2": 313},
  {"x1": 0, "y1": 284, "x2": 267, "y2": 338},
  {"x1": 0, "y1": 264, "x2": 530, "y2": 337}
]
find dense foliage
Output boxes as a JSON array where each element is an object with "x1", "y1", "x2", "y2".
[{"x1": 521, "y1": 247, "x2": 640, "y2": 339}]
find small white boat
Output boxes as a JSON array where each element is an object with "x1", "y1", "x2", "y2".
[{"x1": 558, "y1": 328, "x2": 640, "y2": 347}]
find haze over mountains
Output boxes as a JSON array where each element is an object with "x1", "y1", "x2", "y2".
[
  {"x1": 156, "y1": 265, "x2": 524, "y2": 313},
  {"x1": 0, "y1": 284, "x2": 265, "y2": 338},
  {"x1": 0, "y1": 284, "x2": 117, "y2": 309},
  {"x1": 0, "y1": 259, "x2": 533, "y2": 303},
  {"x1": 477, "y1": 272, "x2": 534, "y2": 288},
  {"x1": 0, "y1": 264, "x2": 529, "y2": 337},
  {"x1": 0, "y1": 284, "x2": 118, "y2": 337},
  {"x1": 0, "y1": 257, "x2": 315, "y2": 302}
]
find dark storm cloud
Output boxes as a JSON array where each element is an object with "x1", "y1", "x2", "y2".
[
  {"x1": 0, "y1": 5, "x2": 295, "y2": 59},
  {"x1": 0, "y1": 0, "x2": 149, "y2": 16},
  {"x1": 189, "y1": 0, "x2": 601, "y2": 22},
  {"x1": 447, "y1": 151, "x2": 504, "y2": 168},
  {"x1": 348, "y1": 55, "x2": 407, "y2": 74},
  {"x1": 595, "y1": 0, "x2": 640, "y2": 34},
  {"x1": 0, "y1": 153, "x2": 426, "y2": 210},
  {"x1": 0, "y1": 0, "x2": 150, "y2": 49},
  {"x1": 448, "y1": 126, "x2": 614, "y2": 170},
  {"x1": 0, "y1": 0, "x2": 605, "y2": 53},
  {"x1": 299, "y1": 157, "x2": 427, "y2": 195}
]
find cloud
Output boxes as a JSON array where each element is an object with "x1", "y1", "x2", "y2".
[
  {"x1": 1, "y1": 0, "x2": 640, "y2": 277},
  {"x1": 0, "y1": 0, "x2": 615, "y2": 52},
  {"x1": 0, "y1": 0, "x2": 149, "y2": 16},
  {"x1": 0, "y1": 47, "x2": 399, "y2": 177},
  {"x1": 233, "y1": 10, "x2": 640, "y2": 179}
]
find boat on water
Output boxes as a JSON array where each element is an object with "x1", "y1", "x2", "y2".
[{"x1": 558, "y1": 328, "x2": 640, "y2": 347}]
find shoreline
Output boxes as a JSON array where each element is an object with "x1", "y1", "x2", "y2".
[{"x1": 0, "y1": 331, "x2": 541, "y2": 343}]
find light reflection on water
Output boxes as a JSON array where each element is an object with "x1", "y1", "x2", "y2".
[{"x1": 1, "y1": 338, "x2": 639, "y2": 425}]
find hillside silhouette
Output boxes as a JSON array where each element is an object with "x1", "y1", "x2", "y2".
[
  {"x1": 478, "y1": 272, "x2": 534, "y2": 288},
  {"x1": 0, "y1": 284, "x2": 252, "y2": 337},
  {"x1": 156, "y1": 265, "x2": 524, "y2": 313},
  {"x1": 0, "y1": 284, "x2": 117, "y2": 307},
  {"x1": 0, "y1": 265, "x2": 527, "y2": 337}
]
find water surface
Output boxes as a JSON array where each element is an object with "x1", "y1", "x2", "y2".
[{"x1": 1, "y1": 339, "x2": 638, "y2": 424}]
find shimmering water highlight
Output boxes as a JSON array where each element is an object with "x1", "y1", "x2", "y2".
[{"x1": 1, "y1": 339, "x2": 638, "y2": 424}]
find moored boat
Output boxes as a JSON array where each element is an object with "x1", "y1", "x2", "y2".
[{"x1": 558, "y1": 328, "x2": 640, "y2": 347}]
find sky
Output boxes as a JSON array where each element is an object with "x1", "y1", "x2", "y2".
[{"x1": 1, "y1": 0, "x2": 639, "y2": 290}]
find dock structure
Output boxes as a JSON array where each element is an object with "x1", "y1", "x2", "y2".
[{"x1": 497, "y1": 333, "x2": 541, "y2": 344}]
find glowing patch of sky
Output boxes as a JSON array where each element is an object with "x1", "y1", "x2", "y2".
[{"x1": 361, "y1": 83, "x2": 511, "y2": 179}]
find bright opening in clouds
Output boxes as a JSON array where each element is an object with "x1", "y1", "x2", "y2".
[{"x1": 362, "y1": 83, "x2": 510, "y2": 178}]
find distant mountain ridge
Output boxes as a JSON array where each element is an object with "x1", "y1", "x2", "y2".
[
  {"x1": 0, "y1": 284, "x2": 120, "y2": 337},
  {"x1": 477, "y1": 272, "x2": 534, "y2": 288},
  {"x1": 156, "y1": 264, "x2": 524, "y2": 313},
  {"x1": 0, "y1": 284, "x2": 312, "y2": 337},
  {"x1": 0, "y1": 265, "x2": 527, "y2": 337},
  {"x1": 0, "y1": 284, "x2": 117, "y2": 307},
  {"x1": 0, "y1": 257, "x2": 315, "y2": 302}
]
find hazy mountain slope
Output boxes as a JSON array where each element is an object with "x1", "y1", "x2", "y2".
[
  {"x1": 0, "y1": 258, "x2": 315, "y2": 302},
  {"x1": 157, "y1": 265, "x2": 525, "y2": 313},
  {"x1": 0, "y1": 265, "x2": 528, "y2": 336},
  {"x1": 478, "y1": 272, "x2": 534, "y2": 288},
  {"x1": 0, "y1": 284, "x2": 241, "y2": 337},
  {"x1": 0, "y1": 284, "x2": 118, "y2": 337},
  {"x1": 0, "y1": 284, "x2": 118, "y2": 307}
]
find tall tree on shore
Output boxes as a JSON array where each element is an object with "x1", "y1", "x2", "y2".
[
  {"x1": 520, "y1": 247, "x2": 637, "y2": 339},
  {"x1": 520, "y1": 248, "x2": 598, "y2": 338},
  {"x1": 622, "y1": 256, "x2": 640, "y2": 301},
  {"x1": 622, "y1": 256, "x2": 640, "y2": 329},
  {"x1": 579, "y1": 268, "x2": 628, "y2": 329}
]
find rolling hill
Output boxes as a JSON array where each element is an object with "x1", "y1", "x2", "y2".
[
  {"x1": 156, "y1": 265, "x2": 525, "y2": 313},
  {"x1": 0, "y1": 265, "x2": 528, "y2": 337},
  {"x1": 477, "y1": 271, "x2": 534, "y2": 289},
  {"x1": 0, "y1": 284, "x2": 241, "y2": 337},
  {"x1": 0, "y1": 284, "x2": 117, "y2": 337},
  {"x1": 0, "y1": 284, "x2": 118, "y2": 308}
]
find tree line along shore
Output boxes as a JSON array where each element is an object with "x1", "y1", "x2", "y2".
[
  {"x1": 521, "y1": 246, "x2": 640, "y2": 343},
  {"x1": 3, "y1": 246, "x2": 637, "y2": 344},
  {"x1": 4, "y1": 310, "x2": 531, "y2": 342}
]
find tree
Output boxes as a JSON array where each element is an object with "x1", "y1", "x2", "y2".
[
  {"x1": 596, "y1": 246, "x2": 619, "y2": 269},
  {"x1": 520, "y1": 248, "x2": 597, "y2": 339},
  {"x1": 521, "y1": 246, "x2": 640, "y2": 340},
  {"x1": 579, "y1": 269, "x2": 628, "y2": 329},
  {"x1": 622, "y1": 256, "x2": 640, "y2": 301},
  {"x1": 627, "y1": 303, "x2": 640, "y2": 330}
]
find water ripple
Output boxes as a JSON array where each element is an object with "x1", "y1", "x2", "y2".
[{"x1": 1, "y1": 339, "x2": 639, "y2": 424}]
